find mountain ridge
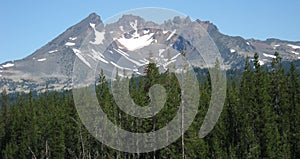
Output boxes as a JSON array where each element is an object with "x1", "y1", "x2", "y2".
[{"x1": 1, "y1": 13, "x2": 299, "y2": 93}]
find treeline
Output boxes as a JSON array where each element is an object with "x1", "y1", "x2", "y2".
[{"x1": 0, "y1": 52, "x2": 300, "y2": 158}]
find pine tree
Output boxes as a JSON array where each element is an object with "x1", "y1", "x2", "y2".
[
  {"x1": 239, "y1": 57, "x2": 254, "y2": 158},
  {"x1": 288, "y1": 62, "x2": 300, "y2": 158},
  {"x1": 269, "y1": 52, "x2": 290, "y2": 158}
]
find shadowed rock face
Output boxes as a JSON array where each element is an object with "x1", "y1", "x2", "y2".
[{"x1": 0, "y1": 13, "x2": 299, "y2": 93}]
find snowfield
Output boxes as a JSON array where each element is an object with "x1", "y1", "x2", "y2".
[{"x1": 117, "y1": 33, "x2": 155, "y2": 51}]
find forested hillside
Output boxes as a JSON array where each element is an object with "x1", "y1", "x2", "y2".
[{"x1": 0, "y1": 52, "x2": 299, "y2": 158}]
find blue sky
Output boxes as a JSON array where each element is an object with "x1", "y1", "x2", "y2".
[{"x1": 0, "y1": 0, "x2": 299, "y2": 63}]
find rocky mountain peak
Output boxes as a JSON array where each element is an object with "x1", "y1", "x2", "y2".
[
  {"x1": 111, "y1": 14, "x2": 149, "y2": 30},
  {"x1": 86, "y1": 12, "x2": 102, "y2": 25},
  {"x1": 196, "y1": 19, "x2": 218, "y2": 33},
  {"x1": 117, "y1": 14, "x2": 145, "y2": 23},
  {"x1": 172, "y1": 16, "x2": 192, "y2": 24}
]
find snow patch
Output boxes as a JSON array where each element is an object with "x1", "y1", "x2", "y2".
[
  {"x1": 72, "y1": 48, "x2": 81, "y2": 54},
  {"x1": 125, "y1": 57, "x2": 143, "y2": 66},
  {"x1": 2, "y1": 63, "x2": 14, "y2": 68},
  {"x1": 111, "y1": 61, "x2": 138, "y2": 72},
  {"x1": 89, "y1": 23, "x2": 105, "y2": 45},
  {"x1": 48, "y1": 50, "x2": 58, "y2": 54},
  {"x1": 272, "y1": 44, "x2": 280, "y2": 49},
  {"x1": 135, "y1": 72, "x2": 142, "y2": 75},
  {"x1": 163, "y1": 30, "x2": 168, "y2": 34},
  {"x1": 175, "y1": 68, "x2": 187, "y2": 74},
  {"x1": 89, "y1": 23, "x2": 96, "y2": 28},
  {"x1": 163, "y1": 59, "x2": 177, "y2": 69},
  {"x1": 171, "y1": 53, "x2": 181, "y2": 60},
  {"x1": 91, "y1": 49, "x2": 104, "y2": 58},
  {"x1": 113, "y1": 48, "x2": 143, "y2": 66},
  {"x1": 159, "y1": 49, "x2": 165, "y2": 56},
  {"x1": 65, "y1": 42, "x2": 75, "y2": 46},
  {"x1": 90, "y1": 49, "x2": 108, "y2": 63},
  {"x1": 119, "y1": 26, "x2": 124, "y2": 32},
  {"x1": 117, "y1": 33, "x2": 154, "y2": 51},
  {"x1": 143, "y1": 29, "x2": 150, "y2": 34},
  {"x1": 139, "y1": 58, "x2": 149, "y2": 64},
  {"x1": 291, "y1": 51, "x2": 300, "y2": 55},
  {"x1": 230, "y1": 49, "x2": 236, "y2": 53},
  {"x1": 263, "y1": 53, "x2": 276, "y2": 58},
  {"x1": 163, "y1": 58, "x2": 168, "y2": 62},
  {"x1": 130, "y1": 20, "x2": 138, "y2": 31},
  {"x1": 69, "y1": 37, "x2": 77, "y2": 41},
  {"x1": 90, "y1": 30, "x2": 105, "y2": 45},
  {"x1": 287, "y1": 44, "x2": 300, "y2": 49},
  {"x1": 258, "y1": 60, "x2": 265, "y2": 65},
  {"x1": 114, "y1": 48, "x2": 129, "y2": 57},
  {"x1": 246, "y1": 42, "x2": 250, "y2": 46},
  {"x1": 37, "y1": 58, "x2": 47, "y2": 62},
  {"x1": 72, "y1": 48, "x2": 91, "y2": 68},
  {"x1": 167, "y1": 29, "x2": 176, "y2": 41}
]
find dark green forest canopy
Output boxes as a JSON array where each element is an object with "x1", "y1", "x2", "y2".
[{"x1": 0, "y1": 53, "x2": 300, "y2": 158}]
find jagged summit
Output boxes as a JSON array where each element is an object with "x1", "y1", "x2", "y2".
[
  {"x1": 117, "y1": 14, "x2": 145, "y2": 23},
  {"x1": 172, "y1": 16, "x2": 192, "y2": 24},
  {"x1": 196, "y1": 19, "x2": 219, "y2": 33},
  {"x1": 84, "y1": 12, "x2": 103, "y2": 25}
]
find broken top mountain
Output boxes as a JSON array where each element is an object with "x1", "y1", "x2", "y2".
[{"x1": 1, "y1": 13, "x2": 300, "y2": 93}]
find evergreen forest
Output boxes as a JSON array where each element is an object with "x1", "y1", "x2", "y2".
[{"x1": 0, "y1": 52, "x2": 300, "y2": 159}]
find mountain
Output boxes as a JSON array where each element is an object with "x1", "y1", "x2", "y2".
[{"x1": 1, "y1": 13, "x2": 300, "y2": 93}]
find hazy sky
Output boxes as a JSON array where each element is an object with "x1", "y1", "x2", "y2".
[{"x1": 0, "y1": 0, "x2": 299, "y2": 63}]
